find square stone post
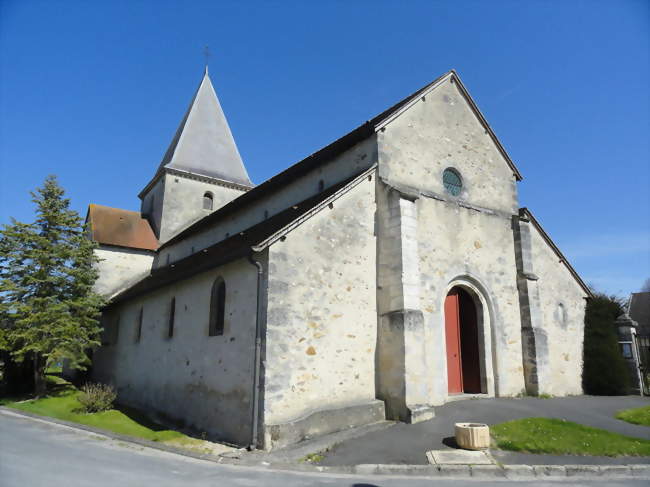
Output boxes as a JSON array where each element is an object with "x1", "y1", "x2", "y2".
[
  {"x1": 513, "y1": 213, "x2": 550, "y2": 396},
  {"x1": 376, "y1": 185, "x2": 435, "y2": 422}
]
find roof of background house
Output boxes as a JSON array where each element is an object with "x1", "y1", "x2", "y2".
[
  {"x1": 159, "y1": 69, "x2": 523, "y2": 250},
  {"x1": 87, "y1": 204, "x2": 158, "y2": 251},
  {"x1": 629, "y1": 292, "x2": 650, "y2": 334}
]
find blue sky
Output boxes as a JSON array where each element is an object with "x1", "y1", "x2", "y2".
[{"x1": 1, "y1": 0, "x2": 648, "y2": 297}]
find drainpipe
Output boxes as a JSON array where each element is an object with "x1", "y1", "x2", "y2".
[{"x1": 247, "y1": 252, "x2": 264, "y2": 450}]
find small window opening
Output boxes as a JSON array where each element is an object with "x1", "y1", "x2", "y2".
[
  {"x1": 203, "y1": 192, "x2": 214, "y2": 210},
  {"x1": 113, "y1": 315, "x2": 120, "y2": 345},
  {"x1": 209, "y1": 278, "x2": 226, "y2": 336},
  {"x1": 168, "y1": 298, "x2": 176, "y2": 338},
  {"x1": 136, "y1": 307, "x2": 143, "y2": 343},
  {"x1": 443, "y1": 168, "x2": 463, "y2": 196},
  {"x1": 100, "y1": 315, "x2": 111, "y2": 346}
]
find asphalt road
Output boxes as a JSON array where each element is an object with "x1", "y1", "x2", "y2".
[{"x1": 0, "y1": 410, "x2": 645, "y2": 487}]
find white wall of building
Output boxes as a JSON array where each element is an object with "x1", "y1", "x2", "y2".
[
  {"x1": 263, "y1": 175, "x2": 378, "y2": 427},
  {"x1": 93, "y1": 258, "x2": 258, "y2": 446},
  {"x1": 375, "y1": 75, "x2": 527, "y2": 406},
  {"x1": 156, "y1": 172, "x2": 247, "y2": 245},
  {"x1": 528, "y1": 221, "x2": 587, "y2": 396},
  {"x1": 94, "y1": 246, "x2": 154, "y2": 298}
]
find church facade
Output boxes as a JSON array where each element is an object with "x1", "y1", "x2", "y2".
[{"x1": 87, "y1": 69, "x2": 591, "y2": 450}]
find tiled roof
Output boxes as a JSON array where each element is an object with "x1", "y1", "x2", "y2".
[{"x1": 87, "y1": 204, "x2": 158, "y2": 251}]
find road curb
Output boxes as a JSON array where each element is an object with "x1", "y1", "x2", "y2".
[{"x1": 2, "y1": 407, "x2": 649, "y2": 480}]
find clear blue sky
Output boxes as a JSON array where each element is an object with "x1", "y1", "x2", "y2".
[{"x1": 1, "y1": 0, "x2": 648, "y2": 297}]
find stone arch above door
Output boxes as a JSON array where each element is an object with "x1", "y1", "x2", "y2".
[{"x1": 442, "y1": 275, "x2": 497, "y2": 398}]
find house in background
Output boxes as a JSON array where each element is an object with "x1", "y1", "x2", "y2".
[
  {"x1": 621, "y1": 291, "x2": 650, "y2": 394},
  {"x1": 82, "y1": 68, "x2": 591, "y2": 450}
]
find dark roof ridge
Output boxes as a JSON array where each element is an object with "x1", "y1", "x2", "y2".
[{"x1": 519, "y1": 207, "x2": 592, "y2": 297}]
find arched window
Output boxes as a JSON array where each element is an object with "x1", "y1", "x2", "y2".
[
  {"x1": 135, "y1": 307, "x2": 143, "y2": 343},
  {"x1": 168, "y1": 298, "x2": 176, "y2": 338},
  {"x1": 203, "y1": 192, "x2": 214, "y2": 210},
  {"x1": 113, "y1": 315, "x2": 120, "y2": 344},
  {"x1": 209, "y1": 278, "x2": 226, "y2": 336}
]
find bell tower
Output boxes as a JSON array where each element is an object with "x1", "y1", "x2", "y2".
[{"x1": 139, "y1": 69, "x2": 253, "y2": 243}]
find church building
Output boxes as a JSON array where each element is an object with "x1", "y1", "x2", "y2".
[{"x1": 87, "y1": 68, "x2": 591, "y2": 450}]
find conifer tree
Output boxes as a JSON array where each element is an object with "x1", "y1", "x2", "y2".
[
  {"x1": 0, "y1": 175, "x2": 104, "y2": 395},
  {"x1": 582, "y1": 292, "x2": 630, "y2": 395}
]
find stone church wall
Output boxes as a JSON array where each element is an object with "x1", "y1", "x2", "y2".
[
  {"x1": 93, "y1": 258, "x2": 258, "y2": 446},
  {"x1": 262, "y1": 175, "x2": 381, "y2": 449},
  {"x1": 159, "y1": 136, "x2": 378, "y2": 266},
  {"x1": 527, "y1": 220, "x2": 587, "y2": 396},
  {"x1": 375, "y1": 73, "x2": 527, "y2": 409},
  {"x1": 155, "y1": 172, "x2": 246, "y2": 245},
  {"x1": 416, "y1": 199, "x2": 526, "y2": 402},
  {"x1": 376, "y1": 77, "x2": 519, "y2": 216},
  {"x1": 93, "y1": 245, "x2": 154, "y2": 298}
]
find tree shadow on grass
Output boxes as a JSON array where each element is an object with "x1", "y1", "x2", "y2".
[{"x1": 113, "y1": 403, "x2": 180, "y2": 432}]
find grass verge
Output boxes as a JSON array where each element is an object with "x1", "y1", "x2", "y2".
[
  {"x1": 491, "y1": 417, "x2": 650, "y2": 457},
  {"x1": 616, "y1": 406, "x2": 650, "y2": 427},
  {"x1": 2, "y1": 377, "x2": 218, "y2": 454}
]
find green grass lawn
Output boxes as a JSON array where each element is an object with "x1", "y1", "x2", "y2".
[
  {"x1": 491, "y1": 417, "x2": 650, "y2": 457},
  {"x1": 2, "y1": 377, "x2": 214, "y2": 453},
  {"x1": 616, "y1": 406, "x2": 650, "y2": 427}
]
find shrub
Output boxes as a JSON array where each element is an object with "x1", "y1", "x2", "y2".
[
  {"x1": 582, "y1": 293, "x2": 630, "y2": 395},
  {"x1": 77, "y1": 382, "x2": 116, "y2": 413}
]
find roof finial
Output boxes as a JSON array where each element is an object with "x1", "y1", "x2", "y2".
[{"x1": 203, "y1": 45, "x2": 210, "y2": 75}]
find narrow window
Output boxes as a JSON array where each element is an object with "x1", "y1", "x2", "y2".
[
  {"x1": 113, "y1": 315, "x2": 120, "y2": 344},
  {"x1": 135, "y1": 307, "x2": 143, "y2": 343},
  {"x1": 209, "y1": 278, "x2": 226, "y2": 336},
  {"x1": 168, "y1": 298, "x2": 176, "y2": 338},
  {"x1": 100, "y1": 315, "x2": 111, "y2": 346},
  {"x1": 203, "y1": 192, "x2": 214, "y2": 210}
]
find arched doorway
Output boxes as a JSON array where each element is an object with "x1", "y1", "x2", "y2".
[{"x1": 445, "y1": 287, "x2": 482, "y2": 394}]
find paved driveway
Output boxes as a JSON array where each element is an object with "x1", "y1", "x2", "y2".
[{"x1": 320, "y1": 396, "x2": 650, "y2": 466}]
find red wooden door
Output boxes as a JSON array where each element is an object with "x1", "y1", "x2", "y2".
[{"x1": 445, "y1": 290, "x2": 463, "y2": 393}]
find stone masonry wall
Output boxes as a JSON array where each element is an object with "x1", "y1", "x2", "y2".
[
  {"x1": 93, "y1": 257, "x2": 259, "y2": 446},
  {"x1": 94, "y1": 246, "x2": 154, "y2": 298},
  {"x1": 263, "y1": 175, "x2": 378, "y2": 430},
  {"x1": 376, "y1": 74, "x2": 526, "y2": 405},
  {"x1": 527, "y1": 218, "x2": 587, "y2": 396}
]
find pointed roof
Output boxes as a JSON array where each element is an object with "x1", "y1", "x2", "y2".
[{"x1": 143, "y1": 69, "x2": 252, "y2": 194}]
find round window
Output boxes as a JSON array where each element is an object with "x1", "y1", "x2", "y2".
[{"x1": 443, "y1": 168, "x2": 462, "y2": 196}]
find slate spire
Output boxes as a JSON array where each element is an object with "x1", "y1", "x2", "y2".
[{"x1": 157, "y1": 69, "x2": 252, "y2": 187}]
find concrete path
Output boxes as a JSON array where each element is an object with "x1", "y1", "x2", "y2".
[
  {"x1": 5, "y1": 410, "x2": 642, "y2": 487},
  {"x1": 319, "y1": 396, "x2": 650, "y2": 466}
]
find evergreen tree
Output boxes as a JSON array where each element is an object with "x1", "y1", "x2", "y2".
[
  {"x1": 582, "y1": 292, "x2": 630, "y2": 395},
  {"x1": 0, "y1": 175, "x2": 104, "y2": 395}
]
